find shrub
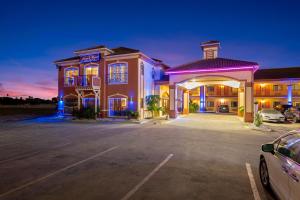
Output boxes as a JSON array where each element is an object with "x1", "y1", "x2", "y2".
[
  {"x1": 254, "y1": 113, "x2": 263, "y2": 127},
  {"x1": 145, "y1": 95, "x2": 162, "y2": 118},
  {"x1": 72, "y1": 107, "x2": 98, "y2": 119},
  {"x1": 189, "y1": 101, "x2": 199, "y2": 113}
]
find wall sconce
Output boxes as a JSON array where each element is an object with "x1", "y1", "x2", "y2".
[
  {"x1": 260, "y1": 83, "x2": 265, "y2": 87},
  {"x1": 220, "y1": 98, "x2": 225, "y2": 104}
]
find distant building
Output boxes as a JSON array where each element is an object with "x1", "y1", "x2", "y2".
[{"x1": 55, "y1": 41, "x2": 300, "y2": 122}]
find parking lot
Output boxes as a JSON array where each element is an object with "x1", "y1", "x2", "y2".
[{"x1": 0, "y1": 113, "x2": 291, "y2": 200}]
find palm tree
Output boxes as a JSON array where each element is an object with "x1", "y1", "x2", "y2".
[{"x1": 145, "y1": 95, "x2": 161, "y2": 118}]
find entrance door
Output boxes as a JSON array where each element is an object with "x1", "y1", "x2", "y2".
[{"x1": 108, "y1": 98, "x2": 127, "y2": 117}]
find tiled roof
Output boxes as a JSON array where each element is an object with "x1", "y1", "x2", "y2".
[
  {"x1": 74, "y1": 45, "x2": 106, "y2": 52},
  {"x1": 54, "y1": 56, "x2": 80, "y2": 63},
  {"x1": 167, "y1": 58, "x2": 258, "y2": 73},
  {"x1": 110, "y1": 47, "x2": 140, "y2": 56},
  {"x1": 254, "y1": 67, "x2": 300, "y2": 80}
]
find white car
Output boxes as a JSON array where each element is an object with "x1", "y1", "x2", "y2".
[
  {"x1": 260, "y1": 131, "x2": 300, "y2": 200},
  {"x1": 259, "y1": 109, "x2": 285, "y2": 122}
]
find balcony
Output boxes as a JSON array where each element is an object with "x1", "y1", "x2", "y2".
[
  {"x1": 65, "y1": 75, "x2": 100, "y2": 90},
  {"x1": 107, "y1": 73, "x2": 128, "y2": 84}
]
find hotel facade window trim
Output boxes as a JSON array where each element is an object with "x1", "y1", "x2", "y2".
[
  {"x1": 108, "y1": 62, "x2": 128, "y2": 84},
  {"x1": 64, "y1": 67, "x2": 79, "y2": 87}
]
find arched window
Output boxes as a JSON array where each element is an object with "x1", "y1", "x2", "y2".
[
  {"x1": 108, "y1": 62, "x2": 128, "y2": 84},
  {"x1": 64, "y1": 67, "x2": 79, "y2": 86}
]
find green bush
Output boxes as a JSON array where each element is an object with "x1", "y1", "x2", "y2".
[
  {"x1": 145, "y1": 95, "x2": 162, "y2": 118},
  {"x1": 254, "y1": 113, "x2": 263, "y2": 127},
  {"x1": 189, "y1": 101, "x2": 199, "y2": 113}
]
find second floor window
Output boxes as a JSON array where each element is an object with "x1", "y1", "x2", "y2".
[
  {"x1": 273, "y1": 85, "x2": 282, "y2": 92},
  {"x1": 108, "y1": 63, "x2": 128, "y2": 84},
  {"x1": 64, "y1": 67, "x2": 79, "y2": 86},
  {"x1": 207, "y1": 86, "x2": 214, "y2": 93}
]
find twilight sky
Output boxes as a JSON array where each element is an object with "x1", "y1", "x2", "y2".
[{"x1": 0, "y1": 0, "x2": 300, "y2": 99}]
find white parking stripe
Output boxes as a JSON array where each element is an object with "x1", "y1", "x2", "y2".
[
  {"x1": 0, "y1": 146, "x2": 118, "y2": 198},
  {"x1": 121, "y1": 154, "x2": 174, "y2": 200},
  {"x1": 246, "y1": 163, "x2": 261, "y2": 200}
]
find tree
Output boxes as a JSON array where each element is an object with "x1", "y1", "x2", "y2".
[{"x1": 145, "y1": 95, "x2": 161, "y2": 118}]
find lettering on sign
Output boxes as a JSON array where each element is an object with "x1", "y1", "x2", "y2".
[{"x1": 80, "y1": 53, "x2": 100, "y2": 63}]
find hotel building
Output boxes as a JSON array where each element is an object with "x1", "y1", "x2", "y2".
[{"x1": 55, "y1": 41, "x2": 300, "y2": 122}]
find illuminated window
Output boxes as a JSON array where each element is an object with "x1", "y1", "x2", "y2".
[
  {"x1": 85, "y1": 66, "x2": 98, "y2": 76},
  {"x1": 64, "y1": 67, "x2": 79, "y2": 86},
  {"x1": 273, "y1": 85, "x2": 282, "y2": 91},
  {"x1": 207, "y1": 101, "x2": 214, "y2": 107},
  {"x1": 108, "y1": 97, "x2": 128, "y2": 116},
  {"x1": 108, "y1": 63, "x2": 128, "y2": 84},
  {"x1": 273, "y1": 101, "x2": 281, "y2": 108},
  {"x1": 293, "y1": 84, "x2": 300, "y2": 90}
]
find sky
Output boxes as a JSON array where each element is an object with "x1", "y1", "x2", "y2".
[{"x1": 0, "y1": 0, "x2": 300, "y2": 99}]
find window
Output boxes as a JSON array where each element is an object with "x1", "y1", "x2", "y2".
[
  {"x1": 207, "y1": 86, "x2": 214, "y2": 93},
  {"x1": 277, "y1": 134, "x2": 300, "y2": 163},
  {"x1": 108, "y1": 97, "x2": 127, "y2": 117},
  {"x1": 83, "y1": 65, "x2": 98, "y2": 86},
  {"x1": 231, "y1": 101, "x2": 238, "y2": 108},
  {"x1": 108, "y1": 63, "x2": 128, "y2": 84},
  {"x1": 85, "y1": 66, "x2": 98, "y2": 76},
  {"x1": 273, "y1": 101, "x2": 281, "y2": 108},
  {"x1": 64, "y1": 67, "x2": 79, "y2": 86},
  {"x1": 293, "y1": 84, "x2": 300, "y2": 90},
  {"x1": 273, "y1": 85, "x2": 282, "y2": 92},
  {"x1": 207, "y1": 101, "x2": 214, "y2": 107}
]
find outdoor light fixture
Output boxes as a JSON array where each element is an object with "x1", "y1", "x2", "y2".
[
  {"x1": 260, "y1": 83, "x2": 265, "y2": 87},
  {"x1": 220, "y1": 98, "x2": 225, "y2": 104}
]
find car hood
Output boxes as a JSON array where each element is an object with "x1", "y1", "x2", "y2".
[{"x1": 261, "y1": 113, "x2": 284, "y2": 118}]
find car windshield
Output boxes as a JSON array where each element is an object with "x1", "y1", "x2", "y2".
[{"x1": 262, "y1": 109, "x2": 280, "y2": 114}]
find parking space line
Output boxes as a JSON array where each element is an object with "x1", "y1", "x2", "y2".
[
  {"x1": 121, "y1": 154, "x2": 174, "y2": 200},
  {"x1": 0, "y1": 146, "x2": 119, "y2": 198},
  {"x1": 246, "y1": 163, "x2": 261, "y2": 200}
]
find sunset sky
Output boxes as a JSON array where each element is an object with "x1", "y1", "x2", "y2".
[{"x1": 0, "y1": 0, "x2": 300, "y2": 99}]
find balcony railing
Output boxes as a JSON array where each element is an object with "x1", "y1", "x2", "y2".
[
  {"x1": 107, "y1": 73, "x2": 128, "y2": 84},
  {"x1": 64, "y1": 75, "x2": 100, "y2": 88}
]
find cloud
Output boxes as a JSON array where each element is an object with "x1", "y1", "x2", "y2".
[{"x1": 0, "y1": 58, "x2": 57, "y2": 99}]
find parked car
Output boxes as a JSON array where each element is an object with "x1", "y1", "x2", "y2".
[
  {"x1": 218, "y1": 105, "x2": 229, "y2": 113},
  {"x1": 275, "y1": 104, "x2": 293, "y2": 114},
  {"x1": 260, "y1": 131, "x2": 300, "y2": 200},
  {"x1": 284, "y1": 107, "x2": 300, "y2": 123},
  {"x1": 259, "y1": 109, "x2": 285, "y2": 123}
]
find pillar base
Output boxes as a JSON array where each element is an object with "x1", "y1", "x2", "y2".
[
  {"x1": 169, "y1": 110, "x2": 177, "y2": 118},
  {"x1": 183, "y1": 108, "x2": 189, "y2": 115},
  {"x1": 244, "y1": 112, "x2": 253, "y2": 122},
  {"x1": 100, "y1": 110, "x2": 108, "y2": 118}
]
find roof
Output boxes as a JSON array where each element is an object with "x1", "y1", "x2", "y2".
[
  {"x1": 110, "y1": 47, "x2": 140, "y2": 56},
  {"x1": 54, "y1": 56, "x2": 80, "y2": 63},
  {"x1": 254, "y1": 67, "x2": 300, "y2": 80},
  {"x1": 74, "y1": 45, "x2": 106, "y2": 53},
  {"x1": 167, "y1": 58, "x2": 258, "y2": 73},
  {"x1": 201, "y1": 40, "x2": 220, "y2": 46}
]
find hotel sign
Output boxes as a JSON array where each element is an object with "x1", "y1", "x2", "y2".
[{"x1": 80, "y1": 53, "x2": 100, "y2": 63}]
